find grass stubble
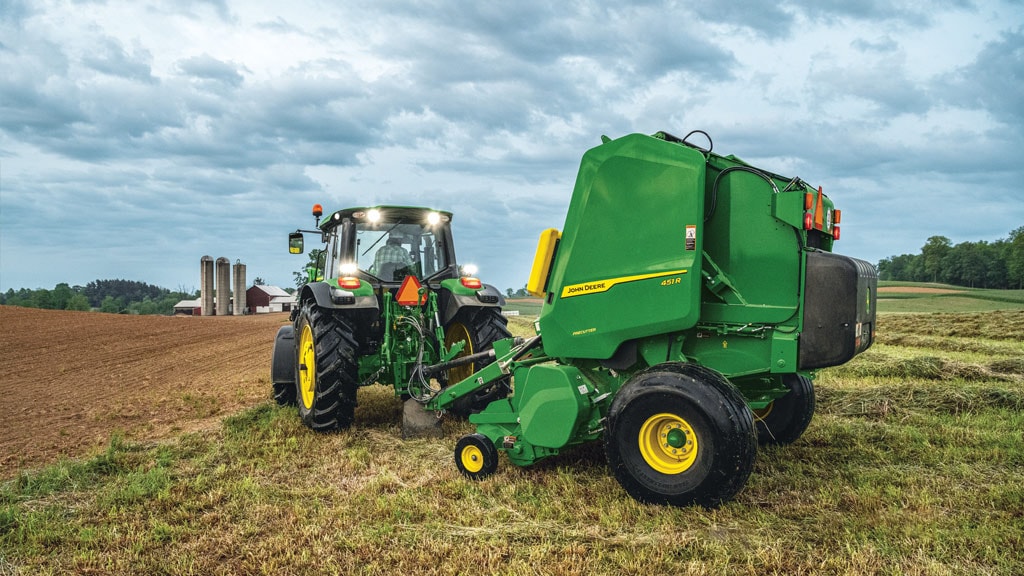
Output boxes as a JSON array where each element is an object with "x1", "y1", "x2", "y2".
[{"x1": 2, "y1": 312, "x2": 1022, "y2": 575}]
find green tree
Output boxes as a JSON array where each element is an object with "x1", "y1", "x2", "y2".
[
  {"x1": 921, "y1": 236, "x2": 951, "y2": 283},
  {"x1": 100, "y1": 295, "x2": 123, "y2": 314},
  {"x1": 66, "y1": 293, "x2": 91, "y2": 311},
  {"x1": 1007, "y1": 226, "x2": 1024, "y2": 289},
  {"x1": 293, "y1": 249, "x2": 326, "y2": 289}
]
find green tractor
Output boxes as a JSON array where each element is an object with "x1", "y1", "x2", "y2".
[
  {"x1": 270, "y1": 205, "x2": 511, "y2": 431},
  {"x1": 422, "y1": 131, "x2": 877, "y2": 507}
]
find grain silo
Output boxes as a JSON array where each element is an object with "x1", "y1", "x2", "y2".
[
  {"x1": 200, "y1": 256, "x2": 215, "y2": 316},
  {"x1": 233, "y1": 260, "x2": 246, "y2": 315},
  {"x1": 216, "y1": 257, "x2": 231, "y2": 316}
]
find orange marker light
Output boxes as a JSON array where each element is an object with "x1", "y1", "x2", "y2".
[
  {"x1": 833, "y1": 209, "x2": 842, "y2": 224},
  {"x1": 461, "y1": 277, "x2": 483, "y2": 289}
]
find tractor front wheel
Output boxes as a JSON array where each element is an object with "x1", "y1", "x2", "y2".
[
  {"x1": 605, "y1": 363, "x2": 757, "y2": 508},
  {"x1": 753, "y1": 373, "x2": 815, "y2": 445},
  {"x1": 454, "y1": 433, "x2": 498, "y2": 480},
  {"x1": 444, "y1": 307, "x2": 512, "y2": 416},
  {"x1": 294, "y1": 302, "x2": 360, "y2": 431}
]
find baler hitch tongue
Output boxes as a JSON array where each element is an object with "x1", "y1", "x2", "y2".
[
  {"x1": 420, "y1": 349, "x2": 497, "y2": 378},
  {"x1": 425, "y1": 335, "x2": 537, "y2": 412}
]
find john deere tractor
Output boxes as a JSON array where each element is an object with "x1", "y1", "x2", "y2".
[
  {"x1": 420, "y1": 131, "x2": 877, "y2": 507},
  {"x1": 270, "y1": 205, "x2": 510, "y2": 431}
]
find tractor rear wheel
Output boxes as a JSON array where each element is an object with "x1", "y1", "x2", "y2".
[
  {"x1": 444, "y1": 307, "x2": 512, "y2": 416},
  {"x1": 753, "y1": 374, "x2": 815, "y2": 445},
  {"x1": 605, "y1": 363, "x2": 756, "y2": 508},
  {"x1": 295, "y1": 301, "x2": 359, "y2": 431}
]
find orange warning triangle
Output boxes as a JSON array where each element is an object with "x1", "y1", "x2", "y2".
[
  {"x1": 396, "y1": 275, "x2": 426, "y2": 306},
  {"x1": 814, "y1": 186, "x2": 825, "y2": 230}
]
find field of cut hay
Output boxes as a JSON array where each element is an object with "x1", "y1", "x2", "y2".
[{"x1": 1, "y1": 308, "x2": 1022, "y2": 575}]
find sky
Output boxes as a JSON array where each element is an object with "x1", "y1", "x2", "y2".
[{"x1": 2, "y1": 0, "x2": 1022, "y2": 294}]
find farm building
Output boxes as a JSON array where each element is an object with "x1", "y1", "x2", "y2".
[
  {"x1": 246, "y1": 285, "x2": 296, "y2": 314},
  {"x1": 173, "y1": 299, "x2": 202, "y2": 315}
]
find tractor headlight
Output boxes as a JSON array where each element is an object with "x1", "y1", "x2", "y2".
[
  {"x1": 427, "y1": 211, "x2": 441, "y2": 225},
  {"x1": 367, "y1": 209, "x2": 381, "y2": 223}
]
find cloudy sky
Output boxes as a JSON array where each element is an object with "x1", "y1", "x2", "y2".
[{"x1": 2, "y1": 0, "x2": 1022, "y2": 294}]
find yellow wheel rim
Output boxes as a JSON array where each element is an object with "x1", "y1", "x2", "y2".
[
  {"x1": 460, "y1": 444, "x2": 485, "y2": 474},
  {"x1": 752, "y1": 402, "x2": 774, "y2": 422},
  {"x1": 298, "y1": 323, "x2": 316, "y2": 410},
  {"x1": 444, "y1": 322, "x2": 474, "y2": 383},
  {"x1": 638, "y1": 413, "x2": 699, "y2": 474}
]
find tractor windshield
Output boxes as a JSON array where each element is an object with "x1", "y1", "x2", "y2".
[{"x1": 355, "y1": 221, "x2": 448, "y2": 281}]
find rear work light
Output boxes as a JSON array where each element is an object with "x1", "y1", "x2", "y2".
[{"x1": 461, "y1": 277, "x2": 483, "y2": 289}]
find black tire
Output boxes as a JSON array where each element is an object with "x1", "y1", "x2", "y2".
[
  {"x1": 604, "y1": 363, "x2": 757, "y2": 508},
  {"x1": 753, "y1": 373, "x2": 815, "y2": 445},
  {"x1": 271, "y1": 326, "x2": 297, "y2": 406},
  {"x1": 443, "y1": 307, "x2": 512, "y2": 416},
  {"x1": 294, "y1": 301, "x2": 359, "y2": 431},
  {"x1": 454, "y1": 433, "x2": 499, "y2": 480}
]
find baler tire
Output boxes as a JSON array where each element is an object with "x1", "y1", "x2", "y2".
[
  {"x1": 753, "y1": 373, "x2": 815, "y2": 445},
  {"x1": 454, "y1": 433, "x2": 499, "y2": 480},
  {"x1": 444, "y1": 307, "x2": 512, "y2": 417},
  {"x1": 294, "y1": 302, "x2": 359, "y2": 431},
  {"x1": 605, "y1": 363, "x2": 757, "y2": 508}
]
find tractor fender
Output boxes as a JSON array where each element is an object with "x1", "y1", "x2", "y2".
[
  {"x1": 438, "y1": 283, "x2": 505, "y2": 325},
  {"x1": 271, "y1": 325, "x2": 296, "y2": 384},
  {"x1": 299, "y1": 282, "x2": 380, "y2": 312}
]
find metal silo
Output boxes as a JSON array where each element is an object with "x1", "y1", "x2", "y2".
[
  {"x1": 200, "y1": 256, "x2": 215, "y2": 316},
  {"x1": 233, "y1": 260, "x2": 246, "y2": 315},
  {"x1": 216, "y1": 257, "x2": 231, "y2": 316}
]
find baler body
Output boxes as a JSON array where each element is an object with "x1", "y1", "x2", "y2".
[{"x1": 432, "y1": 131, "x2": 877, "y2": 507}]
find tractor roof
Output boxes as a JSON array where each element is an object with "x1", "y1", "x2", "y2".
[{"x1": 320, "y1": 205, "x2": 454, "y2": 230}]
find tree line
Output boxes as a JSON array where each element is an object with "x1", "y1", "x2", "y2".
[
  {"x1": 1, "y1": 279, "x2": 198, "y2": 315},
  {"x1": 878, "y1": 227, "x2": 1024, "y2": 289}
]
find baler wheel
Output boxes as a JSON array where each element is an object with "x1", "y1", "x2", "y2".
[
  {"x1": 605, "y1": 363, "x2": 756, "y2": 508},
  {"x1": 454, "y1": 433, "x2": 498, "y2": 480},
  {"x1": 753, "y1": 373, "x2": 815, "y2": 445},
  {"x1": 294, "y1": 301, "x2": 359, "y2": 431}
]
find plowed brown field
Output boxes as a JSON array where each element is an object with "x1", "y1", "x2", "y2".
[{"x1": 0, "y1": 305, "x2": 288, "y2": 478}]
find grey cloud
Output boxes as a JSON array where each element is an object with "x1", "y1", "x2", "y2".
[
  {"x1": 691, "y1": 0, "x2": 796, "y2": 39},
  {"x1": 808, "y1": 57, "x2": 932, "y2": 116},
  {"x1": 81, "y1": 38, "x2": 156, "y2": 83},
  {"x1": 936, "y1": 28, "x2": 1024, "y2": 127},
  {"x1": 177, "y1": 54, "x2": 247, "y2": 88},
  {"x1": 788, "y1": 0, "x2": 975, "y2": 26}
]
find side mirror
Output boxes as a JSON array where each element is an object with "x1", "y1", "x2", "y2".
[{"x1": 288, "y1": 232, "x2": 304, "y2": 254}]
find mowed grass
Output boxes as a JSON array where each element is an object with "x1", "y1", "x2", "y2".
[{"x1": 2, "y1": 312, "x2": 1023, "y2": 575}]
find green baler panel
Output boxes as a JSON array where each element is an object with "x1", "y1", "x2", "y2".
[
  {"x1": 539, "y1": 134, "x2": 705, "y2": 360},
  {"x1": 517, "y1": 364, "x2": 587, "y2": 449},
  {"x1": 700, "y1": 163, "x2": 801, "y2": 325}
]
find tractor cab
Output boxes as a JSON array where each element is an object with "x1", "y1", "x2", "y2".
[{"x1": 343, "y1": 207, "x2": 457, "y2": 285}]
